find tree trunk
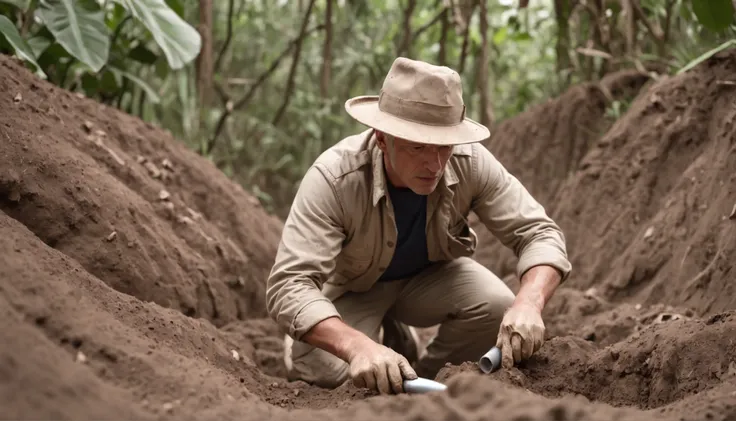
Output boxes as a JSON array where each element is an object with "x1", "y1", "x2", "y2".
[
  {"x1": 398, "y1": 0, "x2": 417, "y2": 57},
  {"x1": 477, "y1": 0, "x2": 493, "y2": 127},
  {"x1": 438, "y1": 6, "x2": 449, "y2": 66},
  {"x1": 320, "y1": 0, "x2": 333, "y2": 98},
  {"x1": 553, "y1": 0, "x2": 572, "y2": 86},
  {"x1": 197, "y1": 0, "x2": 214, "y2": 109}
]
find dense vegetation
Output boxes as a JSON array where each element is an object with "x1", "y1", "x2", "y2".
[{"x1": 1, "y1": 0, "x2": 734, "y2": 216}]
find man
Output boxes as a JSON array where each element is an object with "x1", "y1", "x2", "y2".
[{"x1": 266, "y1": 57, "x2": 571, "y2": 395}]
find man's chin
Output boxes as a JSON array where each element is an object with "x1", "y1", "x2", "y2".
[{"x1": 411, "y1": 179, "x2": 439, "y2": 195}]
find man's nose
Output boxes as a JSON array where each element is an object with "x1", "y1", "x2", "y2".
[{"x1": 424, "y1": 150, "x2": 442, "y2": 172}]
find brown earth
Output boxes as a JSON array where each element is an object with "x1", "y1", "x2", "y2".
[
  {"x1": 1, "y1": 44, "x2": 736, "y2": 421},
  {"x1": 472, "y1": 68, "x2": 653, "y2": 287}
]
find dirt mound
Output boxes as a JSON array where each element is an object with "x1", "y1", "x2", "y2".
[
  {"x1": 438, "y1": 311, "x2": 736, "y2": 409},
  {"x1": 0, "y1": 53, "x2": 283, "y2": 326},
  {"x1": 2, "y1": 44, "x2": 736, "y2": 421},
  {"x1": 472, "y1": 69, "x2": 653, "y2": 282},
  {"x1": 552, "y1": 52, "x2": 736, "y2": 317}
]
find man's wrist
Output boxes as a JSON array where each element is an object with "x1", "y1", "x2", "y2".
[
  {"x1": 335, "y1": 329, "x2": 371, "y2": 362},
  {"x1": 516, "y1": 264, "x2": 562, "y2": 312}
]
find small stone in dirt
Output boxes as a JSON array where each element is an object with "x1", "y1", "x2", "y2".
[
  {"x1": 143, "y1": 161, "x2": 161, "y2": 178},
  {"x1": 158, "y1": 190, "x2": 170, "y2": 200},
  {"x1": 177, "y1": 215, "x2": 194, "y2": 225},
  {"x1": 8, "y1": 188, "x2": 21, "y2": 202},
  {"x1": 293, "y1": 389, "x2": 300, "y2": 396},
  {"x1": 75, "y1": 351, "x2": 87, "y2": 363},
  {"x1": 643, "y1": 227, "x2": 654, "y2": 239},
  {"x1": 162, "y1": 158, "x2": 173, "y2": 169},
  {"x1": 186, "y1": 207, "x2": 202, "y2": 220},
  {"x1": 13, "y1": 92, "x2": 21, "y2": 103},
  {"x1": 106, "y1": 231, "x2": 117, "y2": 242},
  {"x1": 231, "y1": 349, "x2": 240, "y2": 361},
  {"x1": 83, "y1": 121, "x2": 93, "y2": 133},
  {"x1": 729, "y1": 203, "x2": 736, "y2": 220},
  {"x1": 136, "y1": 155, "x2": 147, "y2": 164},
  {"x1": 162, "y1": 403, "x2": 174, "y2": 412},
  {"x1": 247, "y1": 196, "x2": 260, "y2": 206},
  {"x1": 271, "y1": 382, "x2": 279, "y2": 388}
]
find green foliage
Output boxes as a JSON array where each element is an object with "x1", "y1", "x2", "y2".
[
  {"x1": 37, "y1": 0, "x2": 111, "y2": 72},
  {"x1": 112, "y1": 0, "x2": 201, "y2": 69},
  {"x1": 2, "y1": 0, "x2": 735, "y2": 217},
  {"x1": 0, "y1": 14, "x2": 43, "y2": 76},
  {"x1": 0, "y1": 0, "x2": 200, "y2": 111},
  {"x1": 691, "y1": 0, "x2": 735, "y2": 32}
]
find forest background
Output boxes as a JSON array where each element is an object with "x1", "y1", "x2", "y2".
[{"x1": 1, "y1": 0, "x2": 734, "y2": 217}]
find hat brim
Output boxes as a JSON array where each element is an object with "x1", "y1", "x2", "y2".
[{"x1": 344, "y1": 95, "x2": 490, "y2": 146}]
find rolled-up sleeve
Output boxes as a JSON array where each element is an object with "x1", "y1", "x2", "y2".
[
  {"x1": 471, "y1": 145, "x2": 572, "y2": 282},
  {"x1": 266, "y1": 164, "x2": 345, "y2": 339}
]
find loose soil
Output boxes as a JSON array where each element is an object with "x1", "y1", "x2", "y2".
[{"x1": 1, "y1": 46, "x2": 735, "y2": 421}]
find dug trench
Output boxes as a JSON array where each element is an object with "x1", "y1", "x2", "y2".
[{"x1": 0, "y1": 46, "x2": 735, "y2": 421}]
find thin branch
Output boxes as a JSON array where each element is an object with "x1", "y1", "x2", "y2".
[
  {"x1": 320, "y1": 0, "x2": 333, "y2": 98},
  {"x1": 662, "y1": 0, "x2": 676, "y2": 46},
  {"x1": 203, "y1": 23, "x2": 325, "y2": 155},
  {"x1": 458, "y1": 0, "x2": 480, "y2": 74},
  {"x1": 20, "y1": 0, "x2": 36, "y2": 36},
  {"x1": 413, "y1": 6, "x2": 448, "y2": 40},
  {"x1": 214, "y1": 0, "x2": 236, "y2": 75},
  {"x1": 631, "y1": 0, "x2": 664, "y2": 41},
  {"x1": 271, "y1": 0, "x2": 317, "y2": 126}
]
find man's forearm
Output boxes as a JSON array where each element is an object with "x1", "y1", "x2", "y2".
[
  {"x1": 301, "y1": 316, "x2": 372, "y2": 362},
  {"x1": 514, "y1": 264, "x2": 562, "y2": 312}
]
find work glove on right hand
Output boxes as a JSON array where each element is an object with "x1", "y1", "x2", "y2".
[
  {"x1": 348, "y1": 340, "x2": 417, "y2": 395},
  {"x1": 495, "y1": 302, "x2": 545, "y2": 368}
]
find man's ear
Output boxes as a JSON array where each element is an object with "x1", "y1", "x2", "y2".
[{"x1": 375, "y1": 131, "x2": 388, "y2": 152}]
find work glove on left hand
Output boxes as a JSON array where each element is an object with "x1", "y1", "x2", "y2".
[{"x1": 495, "y1": 303, "x2": 545, "y2": 369}]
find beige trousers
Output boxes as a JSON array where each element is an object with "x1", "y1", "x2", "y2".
[{"x1": 285, "y1": 257, "x2": 516, "y2": 388}]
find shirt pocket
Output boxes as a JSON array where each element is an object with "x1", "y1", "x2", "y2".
[
  {"x1": 331, "y1": 251, "x2": 373, "y2": 285},
  {"x1": 446, "y1": 219, "x2": 477, "y2": 258}
]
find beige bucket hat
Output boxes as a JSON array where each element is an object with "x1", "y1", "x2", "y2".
[{"x1": 345, "y1": 57, "x2": 490, "y2": 146}]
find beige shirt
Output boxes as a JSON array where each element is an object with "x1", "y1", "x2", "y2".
[{"x1": 266, "y1": 129, "x2": 571, "y2": 341}]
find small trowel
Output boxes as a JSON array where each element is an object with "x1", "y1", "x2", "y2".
[{"x1": 402, "y1": 377, "x2": 447, "y2": 393}]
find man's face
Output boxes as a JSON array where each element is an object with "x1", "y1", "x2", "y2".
[{"x1": 377, "y1": 132, "x2": 454, "y2": 195}]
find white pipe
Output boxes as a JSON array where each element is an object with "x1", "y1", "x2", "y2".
[{"x1": 478, "y1": 346, "x2": 502, "y2": 373}]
